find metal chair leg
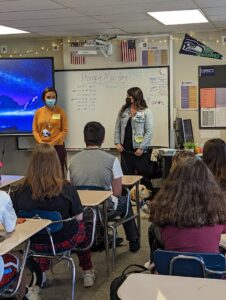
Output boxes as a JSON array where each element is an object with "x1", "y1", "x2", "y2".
[
  {"x1": 63, "y1": 256, "x2": 76, "y2": 300},
  {"x1": 109, "y1": 225, "x2": 117, "y2": 273}
]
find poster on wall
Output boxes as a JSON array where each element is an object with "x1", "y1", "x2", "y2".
[
  {"x1": 199, "y1": 65, "x2": 226, "y2": 128},
  {"x1": 180, "y1": 81, "x2": 198, "y2": 110},
  {"x1": 140, "y1": 44, "x2": 168, "y2": 66}
]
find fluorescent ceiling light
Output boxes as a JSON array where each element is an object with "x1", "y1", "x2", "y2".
[
  {"x1": 147, "y1": 9, "x2": 208, "y2": 25},
  {"x1": 0, "y1": 25, "x2": 29, "y2": 35}
]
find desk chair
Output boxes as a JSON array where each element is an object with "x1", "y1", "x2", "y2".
[
  {"x1": 153, "y1": 249, "x2": 226, "y2": 279},
  {"x1": 0, "y1": 241, "x2": 30, "y2": 299},
  {"x1": 76, "y1": 185, "x2": 131, "y2": 272},
  {"x1": 18, "y1": 208, "x2": 96, "y2": 300}
]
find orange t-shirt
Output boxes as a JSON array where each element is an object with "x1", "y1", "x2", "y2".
[{"x1": 32, "y1": 105, "x2": 68, "y2": 145}]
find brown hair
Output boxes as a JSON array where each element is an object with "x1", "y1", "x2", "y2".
[
  {"x1": 203, "y1": 138, "x2": 226, "y2": 184},
  {"x1": 149, "y1": 157, "x2": 226, "y2": 227},
  {"x1": 42, "y1": 87, "x2": 57, "y2": 102},
  {"x1": 171, "y1": 150, "x2": 195, "y2": 171},
  {"x1": 20, "y1": 144, "x2": 64, "y2": 200},
  {"x1": 120, "y1": 87, "x2": 148, "y2": 116}
]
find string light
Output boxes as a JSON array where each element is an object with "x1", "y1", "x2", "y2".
[{"x1": 0, "y1": 33, "x2": 225, "y2": 59}]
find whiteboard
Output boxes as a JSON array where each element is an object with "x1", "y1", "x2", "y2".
[{"x1": 55, "y1": 67, "x2": 169, "y2": 148}]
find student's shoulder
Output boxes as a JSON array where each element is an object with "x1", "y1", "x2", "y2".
[
  {"x1": 69, "y1": 151, "x2": 85, "y2": 165},
  {"x1": 0, "y1": 191, "x2": 11, "y2": 205},
  {"x1": 100, "y1": 149, "x2": 116, "y2": 160}
]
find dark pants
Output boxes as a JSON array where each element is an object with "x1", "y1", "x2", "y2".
[
  {"x1": 109, "y1": 195, "x2": 139, "y2": 242},
  {"x1": 121, "y1": 150, "x2": 152, "y2": 190},
  {"x1": 54, "y1": 144, "x2": 66, "y2": 178}
]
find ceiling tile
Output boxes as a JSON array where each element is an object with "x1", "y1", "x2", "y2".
[
  {"x1": 93, "y1": 13, "x2": 151, "y2": 23},
  {"x1": 0, "y1": 0, "x2": 64, "y2": 12},
  {"x1": 195, "y1": 0, "x2": 226, "y2": 8},
  {"x1": 0, "y1": 8, "x2": 84, "y2": 21},
  {"x1": 202, "y1": 6, "x2": 226, "y2": 15},
  {"x1": 1, "y1": 16, "x2": 100, "y2": 28}
]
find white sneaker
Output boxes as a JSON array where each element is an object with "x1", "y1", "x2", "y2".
[
  {"x1": 40, "y1": 272, "x2": 47, "y2": 288},
  {"x1": 144, "y1": 260, "x2": 151, "y2": 269},
  {"x1": 25, "y1": 285, "x2": 41, "y2": 300},
  {"x1": 144, "y1": 260, "x2": 155, "y2": 272},
  {"x1": 83, "y1": 269, "x2": 95, "y2": 288}
]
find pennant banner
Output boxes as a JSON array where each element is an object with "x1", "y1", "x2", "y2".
[{"x1": 179, "y1": 34, "x2": 224, "y2": 60}]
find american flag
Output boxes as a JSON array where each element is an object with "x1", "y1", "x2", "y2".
[
  {"x1": 70, "y1": 42, "x2": 85, "y2": 65},
  {"x1": 121, "y1": 40, "x2": 136, "y2": 62}
]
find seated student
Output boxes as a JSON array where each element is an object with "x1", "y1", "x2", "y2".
[
  {"x1": 69, "y1": 121, "x2": 140, "y2": 252},
  {"x1": 149, "y1": 157, "x2": 226, "y2": 254},
  {"x1": 203, "y1": 138, "x2": 226, "y2": 192},
  {"x1": 11, "y1": 144, "x2": 95, "y2": 288},
  {"x1": 146, "y1": 150, "x2": 196, "y2": 266},
  {"x1": 170, "y1": 150, "x2": 195, "y2": 172},
  {"x1": 0, "y1": 191, "x2": 27, "y2": 299}
]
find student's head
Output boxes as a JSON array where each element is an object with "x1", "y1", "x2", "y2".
[
  {"x1": 22, "y1": 144, "x2": 64, "y2": 200},
  {"x1": 171, "y1": 150, "x2": 195, "y2": 171},
  {"x1": 203, "y1": 138, "x2": 226, "y2": 182},
  {"x1": 149, "y1": 157, "x2": 226, "y2": 227},
  {"x1": 84, "y1": 121, "x2": 105, "y2": 147},
  {"x1": 42, "y1": 87, "x2": 57, "y2": 108}
]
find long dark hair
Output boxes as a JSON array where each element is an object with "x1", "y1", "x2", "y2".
[
  {"x1": 149, "y1": 157, "x2": 226, "y2": 227},
  {"x1": 203, "y1": 139, "x2": 226, "y2": 186},
  {"x1": 120, "y1": 87, "x2": 148, "y2": 116}
]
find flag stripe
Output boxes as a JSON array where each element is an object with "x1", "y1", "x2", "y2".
[
  {"x1": 121, "y1": 40, "x2": 136, "y2": 62},
  {"x1": 70, "y1": 42, "x2": 85, "y2": 65}
]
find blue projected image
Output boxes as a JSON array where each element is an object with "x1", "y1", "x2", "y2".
[{"x1": 0, "y1": 57, "x2": 54, "y2": 135}]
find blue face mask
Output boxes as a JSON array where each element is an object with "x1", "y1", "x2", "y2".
[{"x1": 45, "y1": 98, "x2": 56, "y2": 108}]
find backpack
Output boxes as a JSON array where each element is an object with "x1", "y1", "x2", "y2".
[{"x1": 110, "y1": 264, "x2": 149, "y2": 300}]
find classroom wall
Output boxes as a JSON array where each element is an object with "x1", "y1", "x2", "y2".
[
  {"x1": 1, "y1": 31, "x2": 226, "y2": 175},
  {"x1": 173, "y1": 31, "x2": 226, "y2": 146}
]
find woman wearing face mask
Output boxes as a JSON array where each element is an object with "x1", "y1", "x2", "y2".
[
  {"x1": 33, "y1": 87, "x2": 68, "y2": 177},
  {"x1": 114, "y1": 87, "x2": 153, "y2": 188}
]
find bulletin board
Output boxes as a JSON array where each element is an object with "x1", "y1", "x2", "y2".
[{"x1": 199, "y1": 65, "x2": 226, "y2": 128}]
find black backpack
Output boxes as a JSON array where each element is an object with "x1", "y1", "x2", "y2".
[{"x1": 110, "y1": 264, "x2": 149, "y2": 300}]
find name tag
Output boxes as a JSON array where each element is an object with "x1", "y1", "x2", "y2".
[
  {"x1": 134, "y1": 135, "x2": 144, "y2": 143},
  {"x1": 52, "y1": 114, "x2": 61, "y2": 120},
  {"x1": 136, "y1": 112, "x2": 145, "y2": 118}
]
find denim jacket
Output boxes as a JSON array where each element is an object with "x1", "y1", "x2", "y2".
[{"x1": 114, "y1": 107, "x2": 153, "y2": 150}]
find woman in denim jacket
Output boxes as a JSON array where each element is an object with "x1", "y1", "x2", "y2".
[{"x1": 114, "y1": 87, "x2": 153, "y2": 188}]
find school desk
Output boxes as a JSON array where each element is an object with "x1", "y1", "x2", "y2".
[
  {"x1": 0, "y1": 218, "x2": 51, "y2": 255},
  {"x1": 122, "y1": 175, "x2": 142, "y2": 235},
  {"x1": 0, "y1": 175, "x2": 24, "y2": 192},
  {"x1": 78, "y1": 190, "x2": 112, "y2": 276},
  {"x1": 117, "y1": 273, "x2": 226, "y2": 300}
]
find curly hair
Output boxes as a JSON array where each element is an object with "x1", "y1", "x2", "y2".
[
  {"x1": 171, "y1": 150, "x2": 195, "y2": 171},
  {"x1": 149, "y1": 157, "x2": 226, "y2": 227},
  {"x1": 203, "y1": 139, "x2": 226, "y2": 189}
]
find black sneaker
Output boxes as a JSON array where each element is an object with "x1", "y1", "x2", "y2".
[{"x1": 129, "y1": 240, "x2": 140, "y2": 252}]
